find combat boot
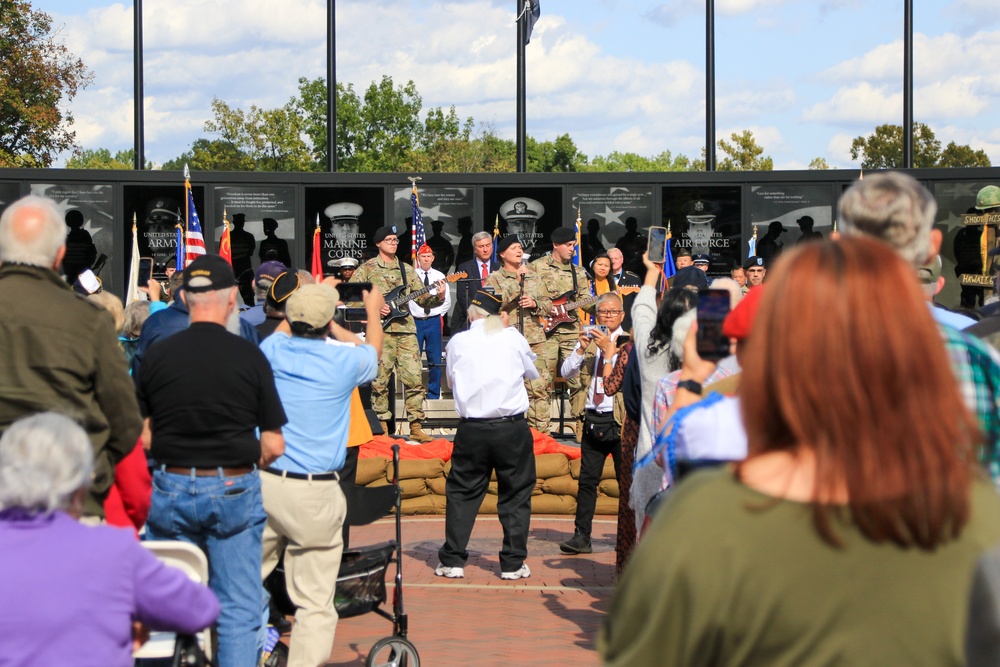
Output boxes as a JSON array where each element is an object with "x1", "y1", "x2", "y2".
[
  {"x1": 409, "y1": 421, "x2": 434, "y2": 443},
  {"x1": 380, "y1": 421, "x2": 391, "y2": 436},
  {"x1": 575, "y1": 417, "x2": 584, "y2": 444}
]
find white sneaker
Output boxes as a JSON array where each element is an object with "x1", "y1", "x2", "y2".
[
  {"x1": 434, "y1": 563, "x2": 464, "y2": 578},
  {"x1": 500, "y1": 563, "x2": 531, "y2": 580}
]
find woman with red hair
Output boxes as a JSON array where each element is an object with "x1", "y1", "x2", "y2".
[{"x1": 601, "y1": 236, "x2": 1000, "y2": 666}]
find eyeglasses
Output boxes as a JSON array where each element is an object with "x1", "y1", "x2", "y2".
[
  {"x1": 597, "y1": 310, "x2": 622, "y2": 316},
  {"x1": 381, "y1": 238, "x2": 399, "y2": 244}
]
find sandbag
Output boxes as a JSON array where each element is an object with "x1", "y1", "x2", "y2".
[
  {"x1": 599, "y1": 479, "x2": 620, "y2": 498},
  {"x1": 398, "y1": 478, "x2": 429, "y2": 499},
  {"x1": 542, "y1": 474, "x2": 578, "y2": 498},
  {"x1": 486, "y1": 481, "x2": 499, "y2": 495},
  {"x1": 569, "y1": 457, "x2": 617, "y2": 481},
  {"x1": 394, "y1": 458, "x2": 445, "y2": 481},
  {"x1": 356, "y1": 458, "x2": 388, "y2": 486},
  {"x1": 595, "y1": 494, "x2": 619, "y2": 515},
  {"x1": 400, "y1": 494, "x2": 447, "y2": 515},
  {"x1": 478, "y1": 494, "x2": 498, "y2": 514},
  {"x1": 529, "y1": 494, "x2": 576, "y2": 514},
  {"x1": 535, "y1": 453, "x2": 571, "y2": 479},
  {"x1": 426, "y1": 477, "x2": 447, "y2": 496}
]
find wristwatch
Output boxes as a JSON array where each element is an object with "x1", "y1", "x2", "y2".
[{"x1": 677, "y1": 379, "x2": 703, "y2": 394}]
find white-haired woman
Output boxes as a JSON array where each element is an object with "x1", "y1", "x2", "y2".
[{"x1": 0, "y1": 412, "x2": 219, "y2": 666}]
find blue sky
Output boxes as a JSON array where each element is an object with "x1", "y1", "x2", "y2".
[{"x1": 33, "y1": 0, "x2": 1000, "y2": 169}]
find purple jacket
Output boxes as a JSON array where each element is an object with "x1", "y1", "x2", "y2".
[{"x1": 0, "y1": 509, "x2": 220, "y2": 667}]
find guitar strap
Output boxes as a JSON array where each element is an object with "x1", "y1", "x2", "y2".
[
  {"x1": 569, "y1": 259, "x2": 579, "y2": 322},
  {"x1": 396, "y1": 255, "x2": 408, "y2": 295}
]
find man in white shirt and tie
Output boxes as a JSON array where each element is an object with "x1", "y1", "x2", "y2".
[
  {"x1": 558, "y1": 292, "x2": 626, "y2": 555},
  {"x1": 435, "y1": 289, "x2": 539, "y2": 581},
  {"x1": 409, "y1": 244, "x2": 451, "y2": 400}
]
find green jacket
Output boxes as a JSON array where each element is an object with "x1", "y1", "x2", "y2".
[
  {"x1": 484, "y1": 266, "x2": 551, "y2": 345},
  {"x1": 529, "y1": 254, "x2": 592, "y2": 336},
  {"x1": 351, "y1": 255, "x2": 442, "y2": 335},
  {"x1": 0, "y1": 263, "x2": 143, "y2": 517}
]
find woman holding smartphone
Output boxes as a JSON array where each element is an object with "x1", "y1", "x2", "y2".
[{"x1": 602, "y1": 237, "x2": 1000, "y2": 666}]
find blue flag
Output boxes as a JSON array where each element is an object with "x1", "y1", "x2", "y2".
[
  {"x1": 174, "y1": 225, "x2": 185, "y2": 272},
  {"x1": 663, "y1": 238, "x2": 676, "y2": 280}
]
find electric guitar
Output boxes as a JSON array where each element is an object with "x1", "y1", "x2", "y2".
[
  {"x1": 381, "y1": 272, "x2": 467, "y2": 329},
  {"x1": 541, "y1": 286, "x2": 640, "y2": 333}
]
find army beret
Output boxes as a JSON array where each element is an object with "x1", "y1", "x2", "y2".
[
  {"x1": 374, "y1": 225, "x2": 399, "y2": 244},
  {"x1": 497, "y1": 235, "x2": 522, "y2": 255},
  {"x1": 743, "y1": 256, "x2": 766, "y2": 270},
  {"x1": 550, "y1": 227, "x2": 576, "y2": 244}
]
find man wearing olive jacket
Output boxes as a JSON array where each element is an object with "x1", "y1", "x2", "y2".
[{"x1": 0, "y1": 195, "x2": 142, "y2": 519}]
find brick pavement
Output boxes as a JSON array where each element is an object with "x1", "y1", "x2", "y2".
[{"x1": 315, "y1": 514, "x2": 618, "y2": 666}]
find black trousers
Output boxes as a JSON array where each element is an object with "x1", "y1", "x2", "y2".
[
  {"x1": 438, "y1": 417, "x2": 535, "y2": 572},
  {"x1": 575, "y1": 415, "x2": 622, "y2": 539},
  {"x1": 339, "y1": 446, "x2": 359, "y2": 549}
]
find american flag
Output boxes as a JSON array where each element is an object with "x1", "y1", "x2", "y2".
[
  {"x1": 410, "y1": 184, "x2": 424, "y2": 260},
  {"x1": 184, "y1": 180, "x2": 206, "y2": 266}
]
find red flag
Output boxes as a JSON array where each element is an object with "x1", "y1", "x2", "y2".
[
  {"x1": 219, "y1": 219, "x2": 232, "y2": 266},
  {"x1": 311, "y1": 224, "x2": 323, "y2": 282}
]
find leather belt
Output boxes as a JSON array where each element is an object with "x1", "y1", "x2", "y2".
[
  {"x1": 462, "y1": 413, "x2": 525, "y2": 423},
  {"x1": 162, "y1": 466, "x2": 255, "y2": 477},
  {"x1": 265, "y1": 467, "x2": 340, "y2": 481}
]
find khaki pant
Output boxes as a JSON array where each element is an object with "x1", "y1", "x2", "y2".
[
  {"x1": 530, "y1": 332, "x2": 582, "y2": 433},
  {"x1": 261, "y1": 472, "x2": 347, "y2": 667},
  {"x1": 372, "y1": 332, "x2": 425, "y2": 422}
]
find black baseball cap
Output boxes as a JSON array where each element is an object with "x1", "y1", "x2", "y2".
[{"x1": 183, "y1": 255, "x2": 236, "y2": 293}]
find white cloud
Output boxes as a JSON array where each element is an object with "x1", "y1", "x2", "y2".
[{"x1": 801, "y1": 82, "x2": 899, "y2": 124}]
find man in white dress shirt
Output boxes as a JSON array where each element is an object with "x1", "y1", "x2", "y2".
[
  {"x1": 435, "y1": 289, "x2": 539, "y2": 581},
  {"x1": 558, "y1": 292, "x2": 626, "y2": 555},
  {"x1": 409, "y1": 244, "x2": 452, "y2": 399}
]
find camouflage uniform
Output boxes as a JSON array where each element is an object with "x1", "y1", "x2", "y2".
[
  {"x1": 351, "y1": 256, "x2": 442, "y2": 422},
  {"x1": 529, "y1": 254, "x2": 592, "y2": 433},
  {"x1": 484, "y1": 266, "x2": 553, "y2": 431}
]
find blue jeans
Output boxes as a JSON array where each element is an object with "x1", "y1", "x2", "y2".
[
  {"x1": 415, "y1": 315, "x2": 443, "y2": 399},
  {"x1": 146, "y1": 468, "x2": 266, "y2": 667}
]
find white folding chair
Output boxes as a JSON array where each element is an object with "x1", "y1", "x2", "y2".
[{"x1": 133, "y1": 541, "x2": 213, "y2": 661}]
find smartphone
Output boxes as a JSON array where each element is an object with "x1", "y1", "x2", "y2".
[
  {"x1": 696, "y1": 288, "x2": 732, "y2": 361},
  {"x1": 583, "y1": 324, "x2": 609, "y2": 338},
  {"x1": 137, "y1": 257, "x2": 153, "y2": 288},
  {"x1": 337, "y1": 282, "x2": 372, "y2": 303},
  {"x1": 647, "y1": 226, "x2": 668, "y2": 264}
]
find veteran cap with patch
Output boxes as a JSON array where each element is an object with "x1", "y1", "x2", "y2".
[
  {"x1": 470, "y1": 288, "x2": 502, "y2": 315},
  {"x1": 183, "y1": 254, "x2": 237, "y2": 293}
]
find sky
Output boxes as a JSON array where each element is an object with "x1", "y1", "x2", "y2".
[{"x1": 32, "y1": 0, "x2": 1000, "y2": 170}]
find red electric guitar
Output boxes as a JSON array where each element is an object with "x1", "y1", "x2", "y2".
[{"x1": 541, "y1": 287, "x2": 640, "y2": 333}]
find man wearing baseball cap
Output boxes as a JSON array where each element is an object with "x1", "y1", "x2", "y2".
[
  {"x1": 260, "y1": 282, "x2": 384, "y2": 665},
  {"x1": 137, "y1": 254, "x2": 288, "y2": 667}
]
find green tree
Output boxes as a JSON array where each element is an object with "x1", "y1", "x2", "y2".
[
  {"x1": 0, "y1": 0, "x2": 92, "y2": 167},
  {"x1": 585, "y1": 150, "x2": 692, "y2": 172},
  {"x1": 717, "y1": 130, "x2": 773, "y2": 171},
  {"x1": 939, "y1": 141, "x2": 991, "y2": 168},
  {"x1": 526, "y1": 134, "x2": 587, "y2": 172},
  {"x1": 849, "y1": 123, "x2": 942, "y2": 169},
  {"x1": 161, "y1": 138, "x2": 247, "y2": 172},
  {"x1": 809, "y1": 157, "x2": 833, "y2": 170},
  {"x1": 201, "y1": 98, "x2": 313, "y2": 172},
  {"x1": 66, "y1": 147, "x2": 149, "y2": 170}
]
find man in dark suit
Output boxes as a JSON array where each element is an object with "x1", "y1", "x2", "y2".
[{"x1": 451, "y1": 231, "x2": 499, "y2": 334}]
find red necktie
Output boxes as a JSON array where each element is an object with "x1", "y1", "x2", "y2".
[
  {"x1": 593, "y1": 351, "x2": 605, "y2": 406},
  {"x1": 481, "y1": 262, "x2": 488, "y2": 286}
]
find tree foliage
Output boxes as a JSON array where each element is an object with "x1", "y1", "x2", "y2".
[
  {"x1": 160, "y1": 75, "x2": 786, "y2": 175},
  {"x1": 584, "y1": 150, "x2": 692, "y2": 172},
  {"x1": 809, "y1": 157, "x2": 833, "y2": 170},
  {"x1": 849, "y1": 123, "x2": 990, "y2": 169},
  {"x1": 66, "y1": 148, "x2": 148, "y2": 170},
  {"x1": 716, "y1": 130, "x2": 773, "y2": 171},
  {"x1": 0, "y1": 0, "x2": 91, "y2": 167}
]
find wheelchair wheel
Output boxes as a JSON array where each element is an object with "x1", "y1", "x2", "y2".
[{"x1": 365, "y1": 636, "x2": 420, "y2": 667}]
